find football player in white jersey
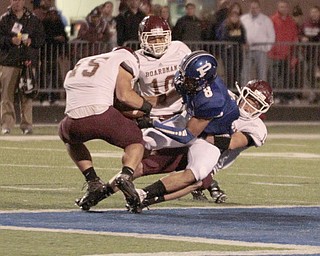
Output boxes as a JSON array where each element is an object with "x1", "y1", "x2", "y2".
[
  {"x1": 134, "y1": 15, "x2": 191, "y2": 120},
  {"x1": 90, "y1": 16, "x2": 192, "y2": 208},
  {"x1": 67, "y1": 16, "x2": 191, "y2": 211},
  {"x1": 58, "y1": 47, "x2": 153, "y2": 211},
  {"x1": 131, "y1": 80, "x2": 274, "y2": 211}
]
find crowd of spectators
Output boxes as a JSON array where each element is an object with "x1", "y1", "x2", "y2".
[
  {"x1": 33, "y1": 0, "x2": 68, "y2": 104},
  {"x1": 4, "y1": 0, "x2": 318, "y2": 106},
  {"x1": 29, "y1": 0, "x2": 319, "y2": 103},
  {"x1": 54, "y1": 0, "x2": 319, "y2": 104}
]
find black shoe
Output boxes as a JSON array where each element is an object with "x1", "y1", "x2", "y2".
[
  {"x1": 75, "y1": 178, "x2": 108, "y2": 211},
  {"x1": 125, "y1": 188, "x2": 148, "y2": 213},
  {"x1": 115, "y1": 174, "x2": 141, "y2": 213},
  {"x1": 191, "y1": 189, "x2": 208, "y2": 201},
  {"x1": 207, "y1": 180, "x2": 227, "y2": 203}
]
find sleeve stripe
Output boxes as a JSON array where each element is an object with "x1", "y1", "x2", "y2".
[{"x1": 120, "y1": 62, "x2": 134, "y2": 77}]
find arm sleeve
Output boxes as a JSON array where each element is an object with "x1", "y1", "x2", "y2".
[
  {"x1": 153, "y1": 120, "x2": 195, "y2": 144},
  {"x1": 242, "y1": 132, "x2": 255, "y2": 147},
  {"x1": 0, "y1": 17, "x2": 12, "y2": 48}
]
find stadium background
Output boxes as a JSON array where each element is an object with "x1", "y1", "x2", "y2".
[{"x1": 1, "y1": 0, "x2": 320, "y2": 122}]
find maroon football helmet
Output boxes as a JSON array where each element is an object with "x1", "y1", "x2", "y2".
[
  {"x1": 236, "y1": 80, "x2": 274, "y2": 118},
  {"x1": 139, "y1": 16, "x2": 171, "y2": 57}
]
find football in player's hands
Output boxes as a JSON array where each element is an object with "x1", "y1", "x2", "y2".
[{"x1": 113, "y1": 98, "x2": 145, "y2": 119}]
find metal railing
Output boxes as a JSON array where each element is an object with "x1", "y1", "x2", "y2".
[{"x1": 36, "y1": 40, "x2": 320, "y2": 104}]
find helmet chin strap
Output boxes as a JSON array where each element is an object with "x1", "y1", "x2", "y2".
[{"x1": 235, "y1": 81, "x2": 241, "y2": 95}]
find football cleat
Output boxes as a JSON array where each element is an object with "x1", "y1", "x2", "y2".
[
  {"x1": 75, "y1": 177, "x2": 108, "y2": 211},
  {"x1": 125, "y1": 188, "x2": 148, "y2": 213},
  {"x1": 208, "y1": 180, "x2": 227, "y2": 203},
  {"x1": 115, "y1": 174, "x2": 141, "y2": 213},
  {"x1": 191, "y1": 189, "x2": 208, "y2": 201}
]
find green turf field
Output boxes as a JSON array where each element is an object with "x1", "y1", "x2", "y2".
[{"x1": 0, "y1": 123, "x2": 319, "y2": 255}]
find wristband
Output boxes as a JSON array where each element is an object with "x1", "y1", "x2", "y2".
[
  {"x1": 213, "y1": 135, "x2": 231, "y2": 151},
  {"x1": 139, "y1": 98, "x2": 152, "y2": 115}
]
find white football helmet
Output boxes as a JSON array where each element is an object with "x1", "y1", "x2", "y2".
[
  {"x1": 139, "y1": 16, "x2": 171, "y2": 58},
  {"x1": 236, "y1": 80, "x2": 274, "y2": 119}
]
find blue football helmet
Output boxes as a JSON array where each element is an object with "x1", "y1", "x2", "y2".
[{"x1": 174, "y1": 50, "x2": 218, "y2": 95}]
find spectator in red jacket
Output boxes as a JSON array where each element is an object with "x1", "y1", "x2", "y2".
[{"x1": 268, "y1": 0, "x2": 298, "y2": 102}]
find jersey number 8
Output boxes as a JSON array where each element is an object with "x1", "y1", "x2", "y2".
[{"x1": 203, "y1": 86, "x2": 213, "y2": 98}]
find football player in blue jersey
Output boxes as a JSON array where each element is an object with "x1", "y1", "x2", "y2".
[
  {"x1": 117, "y1": 50, "x2": 240, "y2": 213},
  {"x1": 136, "y1": 79, "x2": 274, "y2": 206}
]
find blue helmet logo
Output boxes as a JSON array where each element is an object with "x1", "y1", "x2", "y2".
[{"x1": 174, "y1": 50, "x2": 218, "y2": 95}]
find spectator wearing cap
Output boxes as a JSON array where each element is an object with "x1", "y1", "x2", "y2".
[
  {"x1": 77, "y1": 8, "x2": 108, "y2": 44},
  {"x1": 33, "y1": 0, "x2": 68, "y2": 27},
  {"x1": 172, "y1": 3, "x2": 203, "y2": 42},
  {"x1": 71, "y1": 8, "x2": 109, "y2": 63}
]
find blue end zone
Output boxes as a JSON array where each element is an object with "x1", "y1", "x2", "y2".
[{"x1": 1, "y1": 206, "x2": 319, "y2": 246}]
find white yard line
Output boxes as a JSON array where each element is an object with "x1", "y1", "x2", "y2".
[
  {"x1": 249, "y1": 182, "x2": 302, "y2": 187},
  {"x1": 266, "y1": 122, "x2": 320, "y2": 126},
  {"x1": 241, "y1": 152, "x2": 320, "y2": 159},
  {"x1": 84, "y1": 250, "x2": 320, "y2": 256},
  {"x1": 0, "y1": 135, "x2": 60, "y2": 141},
  {"x1": 0, "y1": 146, "x2": 65, "y2": 151},
  {"x1": 0, "y1": 163, "x2": 118, "y2": 171},
  {"x1": 85, "y1": 250, "x2": 320, "y2": 256},
  {"x1": 227, "y1": 173, "x2": 312, "y2": 179},
  {"x1": 0, "y1": 186, "x2": 73, "y2": 191},
  {"x1": 0, "y1": 163, "x2": 76, "y2": 169},
  {"x1": 268, "y1": 134, "x2": 320, "y2": 139},
  {"x1": 1, "y1": 225, "x2": 320, "y2": 255}
]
